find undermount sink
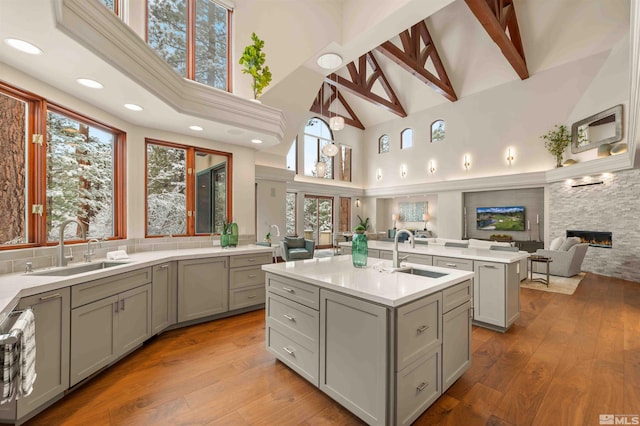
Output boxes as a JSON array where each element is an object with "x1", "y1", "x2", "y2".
[
  {"x1": 397, "y1": 268, "x2": 448, "y2": 279},
  {"x1": 29, "y1": 261, "x2": 129, "y2": 276}
]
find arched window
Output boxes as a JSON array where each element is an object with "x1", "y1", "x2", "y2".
[
  {"x1": 379, "y1": 134, "x2": 390, "y2": 153},
  {"x1": 431, "y1": 119, "x2": 445, "y2": 142},
  {"x1": 304, "y1": 117, "x2": 334, "y2": 179},
  {"x1": 401, "y1": 128, "x2": 413, "y2": 149}
]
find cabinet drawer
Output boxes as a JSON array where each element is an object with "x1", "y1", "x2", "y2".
[
  {"x1": 267, "y1": 326, "x2": 318, "y2": 386},
  {"x1": 367, "y1": 249, "x2": 380, "y2": 258},
  {"x1": 342, "y1": 247, "x2": 352, "y2": 255},
  {"x1": 72, "y1": 267, "x2": 152, "y2": 308},
  {"x1": 443, "y1": 280, "x2": 472, "y2": 313},
  {"x1": 396, "y1": 292, "x2": 441, "y2": 371},
  {"x1": 230, "y1": 265, "x2": 265, "y2": 289},
  {"x1": 434, "y1": 256, "x2": 474, "y2": 271},
  {"x1": 379, "y1": 250, "x2": 392, "y2": 260},
  {"x1": 230, "y1": 253, "x2": 272, "y2": 268},
  {"x1": 396, "y1": 350, "x2": 441, "y2": 426},
  {"x1": 402, "y1": 253, "x2": 433, "y2": 266},
  {"x1": 267, "y1": 292, "x2": 318, "y2": 349},
  {"x1": 229, "y1": 285, "x2": 265, "y2": 310},
  {"x1": 266, "y1": 274, "x2": 319, "y2": 310}
]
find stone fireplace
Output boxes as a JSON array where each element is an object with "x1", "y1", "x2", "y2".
[{"x1": 566, "y1": 230, "x2": 612, "y2": 249}]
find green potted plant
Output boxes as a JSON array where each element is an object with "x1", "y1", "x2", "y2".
[
  {"x1": 541, "y1": 124, "x2": 571, "y2": 168},
  {"x1": 265, "y1": 232, "x2": 271, "y2": 243},
  {"x1": 356, "y1": 215, "x2": 370, "y2": 231},
  {"x1": 239, "y1": 32, "x2": 272, "y2": 100}
]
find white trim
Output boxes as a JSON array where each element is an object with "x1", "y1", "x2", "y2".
[{"x1": 212, "y1": 0, "x2": 234, "y2": 11}]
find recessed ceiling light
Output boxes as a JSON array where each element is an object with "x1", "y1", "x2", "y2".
[
  {"x1": 124, "y1": 103, "x2": 143, "y2": 111},
  {"x1": 4, "y1": 38, "x2": 42, "y2": 55},
  {"x1": 317, "y1": 53, "x2": 342, "y2": 69},
  {"x1": 251, "y1": 139, "x2": 263, "y2": 144},
  {"x1": 189, "y1": 125, "x2": 203, "y2": 131},
  {"x1": 76, "y1": 78, "x2": 103, "y2": 89}
]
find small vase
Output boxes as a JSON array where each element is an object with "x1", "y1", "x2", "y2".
[
  {"x1": 352, "y1": 232, "x2": 368, "y2": 268},
  {"x1": 220, "y1": 233, "x2": 230, "y2": 248},
  {"x1": 229, "y1": 222, "x2": 239, "y2": 247},
  {"x1": 555, "y1": 157, "x2": 563, "y2": 168}
]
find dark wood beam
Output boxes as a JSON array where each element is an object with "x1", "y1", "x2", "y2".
[
  {"x1": 376, "y1": 20, "x2": 457, "y2": 102},
  {"x1": 324, "y1": 52, "x2": 407, "y2": 117},
  {"x1": 309, "y1": 83, "x2": 365, "y2": 130},
  {"x1": 465, "y1": 0, "x2": 529, "y2": 80}
]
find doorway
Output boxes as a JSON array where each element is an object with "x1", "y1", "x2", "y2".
[{"x1": 303, "y1": 195, "x2": 333, "y2": 249}]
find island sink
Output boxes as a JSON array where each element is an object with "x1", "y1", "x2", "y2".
[
  {"x1": 396, "y1": 267, "x2": 448, "y2": 279},
  {"x1": 29, "y1": 261, "x2": 129, "y2": 276}
]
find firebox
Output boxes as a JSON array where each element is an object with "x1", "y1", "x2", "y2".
[{"x1": 566, "y1": 230, "x2": 612, "y2": 248}]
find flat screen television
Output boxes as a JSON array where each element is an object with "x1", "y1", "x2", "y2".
[{"x1": 476, "y1": 206, "x2": 525, "y2": 231}]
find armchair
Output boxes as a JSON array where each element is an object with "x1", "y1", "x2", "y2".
[
  {"x1": 533, "y1": 243, "x2": 588, "y2": 277},
  {"x1": 280, "y1": 237, "x2": 315, "y2": 261}
]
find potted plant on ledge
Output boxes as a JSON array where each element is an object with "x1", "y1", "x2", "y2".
[
  {"x1": 541, "y1": 124, "x2": 571, "y2": 168},
  {"x1": 239, "y1": 32, "x2": 272, "y2": 100}
]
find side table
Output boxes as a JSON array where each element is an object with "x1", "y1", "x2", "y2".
[{"x1": 529, "y1": 255, "x2": 552, "y2": 286}]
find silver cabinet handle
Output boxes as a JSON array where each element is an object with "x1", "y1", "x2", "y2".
[
  {"x1": 282, "y1": 287, "x2": 294, "y2": 293},
  {"x1": 283, "y1": 314, "x2": 295, "y2": 321},
  {"x1": 248, "y1": 274, "x2": 257, "y2": 278},
  {"x1": 416, "y1": 382, "x2": 429, "y2": 392},
  {"x1": 248, "y1": 258, "x2": 256, "y2": 262},
  {"x1": 114, "y1": 301, "x2": 119, "y2": 313},
  {"x1": 283, "y1": 346, "x2": 295, "y2": 355},
  {"x1": 40, "y1": 293, "x2": 61, "y2": 301},
  {"x1": 483, "y1": 265, "x2": 498, "y2": 269},
  {"x1": 247, "y1": 295, "x2": 257, "y2": 299},
  {"x1": 120, "y1": 299, "x2": 125, "y2": 311},
  {"x1": 159, "y1": 264, "x2": 169, "y2": 269},
  {"x1": 446, "y1": 263, "x2": 457, "y2": 267},
  {"x1": 417, "y1": 325, "x2": 429, "y2": 334}
]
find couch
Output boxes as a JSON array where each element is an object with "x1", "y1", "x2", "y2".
[
  {"x1": 532, "y1": 237, "x2": 588, "y2": 277},
  {"x1": 280, "y1": 237, "x2": 315, "y2": 261}
]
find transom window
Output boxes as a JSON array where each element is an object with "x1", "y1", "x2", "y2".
[
  {"x1": 379, "y1": 134, "x2": 390, "y2": 153},
  {"x1": 401, "y1": 128, "x2": 413, "y2": 149},
  {"x1": 147, "y1": 0, "x2": 231, "y2": 91},
  {"x1": 431, "y1": 119, "x2": 445, "y2": 142}
]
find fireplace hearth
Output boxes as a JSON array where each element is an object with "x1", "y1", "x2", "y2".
[{"x1": 567, "y1": 230, "x2": 612, "y2": 248}]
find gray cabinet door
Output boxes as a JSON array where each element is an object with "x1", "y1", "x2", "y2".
[
  {"x1": 152, "y1": 262, "x2": 176, "y2": 334},
  {"x1": 178, "y1": 258, "x2": 229, "y2": 322},
  {"x1": 473, "y1": 261, "x2": 505, "y2": 327},
  {"x1": 442, "y1": 301, "x2": 472, "y2": 391},
  {"x1": 320, "y1": 289, "x2": 388, "y2": 425},
  {"x1": 15, "y1": 288, "x2": 70, "y2": 418},
  {"x1": 117, "y1": 284, "x2": 152, "y2": 355},
  {"x1": 70, "y1": 294, "x2": 118, "y2": 386}
]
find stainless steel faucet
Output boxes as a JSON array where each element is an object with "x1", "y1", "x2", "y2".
[
  {"x1": 393, "y1": 229, "x2": 415, "y2": 269},
  {"x1": 57, "y1": 219, "x2": 86, "y2": 267},
  {"x1": 85, "y1": 238, "x2": 100, "y2": 262}
]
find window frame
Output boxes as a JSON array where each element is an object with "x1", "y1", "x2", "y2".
[
  {"x1": 303, "y1": 117, "x2": 334, "y2": 179},
  {"x1": 401, "y1": 128, "x2": 413, "y2": 150},
  {"x1": 431, "y1": 119, "x2": 445, "y2": 143},
  {"x1": 146, "y1": 0, "x2": 233, "y2": 92},
  {"x1": 379, "y1": 134, "x2": 390, "y2": 154}
]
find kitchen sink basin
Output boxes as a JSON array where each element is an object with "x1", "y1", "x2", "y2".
[
  {"x1": 30, "y1": 261, "x2": 129, "y2": 276},
  {"x1": 397, "y1": 268, "x2": 448, "y2": 279}
]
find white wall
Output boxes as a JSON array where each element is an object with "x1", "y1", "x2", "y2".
[
  {"x1": 437, "y1": 192, "x2": 463, "y2": 239},
  {"x1": 256, "y1": 179, "x2": 286, "y2": 246}
]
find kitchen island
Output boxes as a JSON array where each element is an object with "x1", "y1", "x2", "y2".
[{"x1": 262, "y1": 256, "x2": 474, "y2": 425}]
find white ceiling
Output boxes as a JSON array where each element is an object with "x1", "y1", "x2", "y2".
[{"x1": 0, "y1": 0, "x2": 630, "y2": 153}]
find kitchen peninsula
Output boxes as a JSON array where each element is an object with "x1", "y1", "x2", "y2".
[{"x1": 262, "y1": 256, "x2": 474, "y2": 425}]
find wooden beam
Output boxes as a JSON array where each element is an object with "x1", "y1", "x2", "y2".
[
  {"x1": 324, "y1": 52, "x2": 407, "y2": 117},
  {"x1": 465, "y1": 0, "x2": 529, "y2": 80},
  {"x1": 376, "y1": 20, "x2": 457, "y2": 102},
  {"x1": 309, "y1": 83, "x2": 365, "y2": 130}
]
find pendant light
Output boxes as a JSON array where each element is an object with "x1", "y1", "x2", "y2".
[
  {"x1": 320, "y1": 79, "x2": 339, "y2": 157},
  {"x1": 328, "y1": 72, "x2": 344, "y2": 131}
]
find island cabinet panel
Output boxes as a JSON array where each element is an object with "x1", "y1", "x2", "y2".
[
  {"x1": 396, "y1": 292, "x2": 441, "y2": 370},
  {"x1": 396, "y1": 349, "x2": 441, "y2": 426},
  {"x1": 442, "y1": 300, "x2": 472, "y2": 390},
  {"x1": 433, "y1": 256, "x2": 474, "y2": 271},
  {"x1": 152, "y1": 262, "x2": 177, "y2": 335},
  {"x1": 442, "y1": 279, "x2": 472, "y2": 313},
  {"x1": 266, "y1": 274, "x2": 319, "y2": 310},
  {"x1": 473, "y1": 261, "x2": 519, "y2": 331},
  {"x1": 320, "y1": 289, "x2": 388, "y2": 426},
  {"x1": 177, "y1": 257, "x2": 228, "y2": 322},
  {"x1": 267, "y1": 324, "x2": 319, "y2": 385}
]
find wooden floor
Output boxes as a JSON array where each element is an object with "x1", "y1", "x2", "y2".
[{"x1": 25, "y1": 273, "x2": 640, "y2": 425}]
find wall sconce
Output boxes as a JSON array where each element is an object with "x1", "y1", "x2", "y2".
[
  {"x1": 428, "y1": 160, "x2": 436, "y2": 175},
  {"x1": 355, "y1": 198, "x2": 361, "y2": 208},
  {"x1": 392, "y1": 213, "x2": 398, "y2": 229},
  {"x1": 506, "y1": 147, "x2": 514, "y2": 165},
  {"x1": 422, "y1": 213, "x2": 430, "y2": 230},
  {"x1": 400, "y1": 164, "x2": 407, "y2": 178},
  {"x1": 376, "y1": 168, "x2": 382, "y2": 181},
  {"x1": 463, "y1": 154, "x2": 471, "y2": 171}
]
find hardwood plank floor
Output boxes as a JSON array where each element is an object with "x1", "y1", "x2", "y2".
[{"x1": 24, "y1": 273, "x2": 640, "y2": 425}]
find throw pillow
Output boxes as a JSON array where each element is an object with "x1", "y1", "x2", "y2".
[
  {"x1": 549, "y1": 237, "x2": 565, "y2": 251},
  {"x1": 559, "y1": 236, "x2": 581, "y2": 251},
  {"x1": 285, "y1": 237, "x2": 305, "y2": 248}
]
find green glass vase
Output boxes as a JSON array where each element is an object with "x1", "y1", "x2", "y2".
[
  {"x1": 352, "y1": 232, "x2": 368, "y2": 268},
  {"x1": 229, "y1": 222, "x2": 239, "y2": 247},
  {"x1": 220, "y1": 233, "x2": 230, "y2": 248}
]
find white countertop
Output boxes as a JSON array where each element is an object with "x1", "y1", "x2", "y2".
[
  {"x1": 262, "y1": 255, "x2": 474, "y2": 307},
  {"x1": 0, "y1": 245, "x2": 273, "y2": 322},
  {"x1": 340, "y1": 240, "x2": 529, "y2": 263}
]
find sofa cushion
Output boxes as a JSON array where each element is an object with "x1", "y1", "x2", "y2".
[
  {"x1": 285, "y1": 237, "x2": 305, "y2": 248},
  {"x1": 549, "y1": 236, "x2": 565, "y2": 251},
  {"x1": 288, "y1": 248, "x2": 312, "y2": 259},
  {"x1": 559, "y1": 236, "x2": 581, "y2": 251}
]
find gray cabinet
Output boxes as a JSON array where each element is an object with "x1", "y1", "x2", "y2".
[
  {"x1": 442, "y1": 300, "x2": 471, "y2": 390},
  {"x1": 177, "y1": 257, "x2": 228, "y2": 322},
  {"x1": 0, "y1": 288, "x2": 71, "y2": 423},
  {"x1": 434, "y1": 256, "x2": 474, "y2": 271},
  {"x1": 380, "y1": 250, "x2": 433, "y2": 266},
  {"x1": 320, "y1": 289, "x2": 388, "y2": 425},
  {"x1": 396, "y1": 349, "x2": 441, "y2": 426},
  {"x1": 396, "y1": 293, "x2": 441, "y2": 370},
  {"x1": 152, "y1": 262, "x2": 177, "y2": 335},
  {"x1": 473, "y1": 261, "x2": 519, "y2": 331},
  {"x1": 229, "y1": 254, "x2": 269, "y2": 311}
]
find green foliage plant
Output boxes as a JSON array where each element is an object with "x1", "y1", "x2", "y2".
[
  {"x1": 541, "y1": 124, "x2": 571, "y2": 167},
  {"x1": 239, "y1": 33, "x2": 272, "y2": 99},
  {"x1": 357, "y1": 215, "x2": 370, "y2": 231},
  {"x1": 354, "y1": 225, "x2": 366, "y2": 234}
]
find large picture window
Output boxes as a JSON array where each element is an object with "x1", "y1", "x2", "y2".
[
  {"x1": 303, "y1": 117, "x2": 334, "y2": 179},
  {"x1": 148, "y1": 0, "x2": 231, "y2": 91}
]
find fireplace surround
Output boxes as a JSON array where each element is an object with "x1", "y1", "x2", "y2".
[{"x1": 566, "y1": 230, "x2": 612, "y2": 248}]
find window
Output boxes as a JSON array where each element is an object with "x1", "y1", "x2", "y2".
[
  {"x1": 145, "y1": 139, "x2": 231, "y2": 236},
  {"x1": 100, "y1": 0, "x2": 118, "y2": 14},
  {"x1": 286, "y1": 138, "x2": 297, "y2": 172},
  {"x1": 285, "y1": 192, "x2": 296, "y2": 236},
  {"x1": 0, "y1": 82, "x2": 126, "y2": 248},
  {"x1": 401, "y1": 128, "x2": 413, "y2": 149},
  {"x1": 379, "y1": 134, "x2": 390, "y2": 153},
  {"x1": 337, "y1": 145, "x2": 352, "y2": 182},
  {"x1": 303, "y1": 117, "x2": 333, "y2": 179},
  {"x1": 431, "y1": 119, "x2": 445, "y2": 142},
  {"x1": 148, "y1": 0, "x2": 231, "y2": 91}
]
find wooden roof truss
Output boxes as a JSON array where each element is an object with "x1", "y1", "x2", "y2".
[{"x1": 309, "y1": 82, "x2": 365, "y2": 130}]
